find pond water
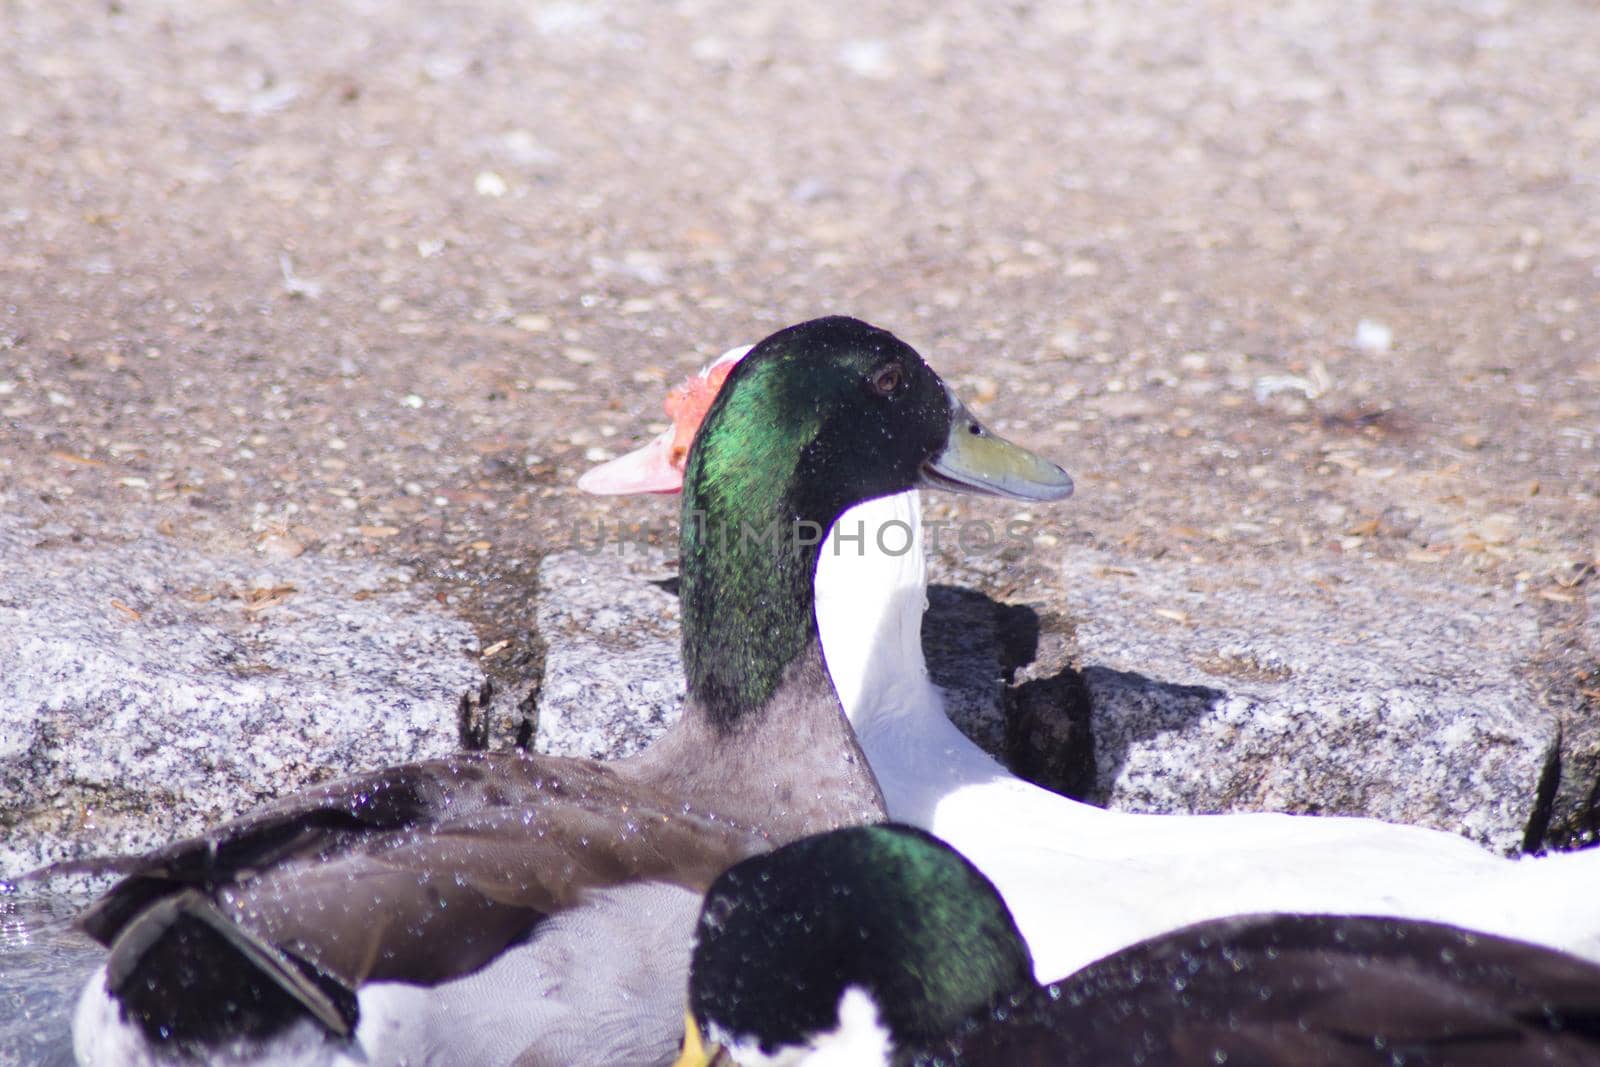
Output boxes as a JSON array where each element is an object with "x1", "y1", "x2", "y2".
[{"x1": 0, "y1": 891, "x2": 100, "y2": 1067}]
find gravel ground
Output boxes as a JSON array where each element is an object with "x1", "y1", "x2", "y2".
[{"x1": 2, "y1": 2, "x2": 1596, "y2": 830}]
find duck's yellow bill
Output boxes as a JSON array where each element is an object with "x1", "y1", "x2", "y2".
[
  {"x1": 674, "y1": 1010, "x2": 729, "y2": 1067},
  {"x1": 921, "y1": 387, "x2": 1074, "y2": 502}
]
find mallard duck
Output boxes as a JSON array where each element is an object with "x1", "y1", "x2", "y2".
[
  {"x1": 583, "y1": 350, "x2": 1600, "y2": 983},
  {"x1": 68, "y1": 316, "x2": 1074, "y2": 1067},
  {"x1": 674, "y1": 823, "x2": 1600, "y2": 1067}
]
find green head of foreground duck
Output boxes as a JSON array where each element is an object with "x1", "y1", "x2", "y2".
[
  {"x1": 677, "y1": 824, "x2": 1600, "y2": 1067},
  {"x1": 677, "y1": 824, "x2": 1033, "y2": 1067},
  {"x1": 678, "y1": 316, "x2": 1072, "y2": 732}
]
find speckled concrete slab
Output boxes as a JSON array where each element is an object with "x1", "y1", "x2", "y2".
[
  {"x1": 1056, "y1": 550, "x2": 1555, "y2": 856},
  {"x1": 534, "y1": 548, "x2": 684, "y2": 759},
  {"x1": 536, "y1": 542, "x2": 1557, "y2": 857},
  {"x1": 533, "y1": 548, "x2": 1007, "y2": 760},
  {"x1": 1558, "y1": 580, "x2": 1600, "y2": 843},
  {"x1": 0, "y1": 514, "x2": 485, "y2": 879}
]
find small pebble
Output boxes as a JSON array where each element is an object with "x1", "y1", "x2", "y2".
[
  {"x1": 836, "y1": 39, "x2": 895, "y2": 79},
  {"x1": 1355, "y1": 319, "x2": 1393, "y2": 355},
  {"x1": 475, "y1": 171, "x2": 509, "y2": 198}
]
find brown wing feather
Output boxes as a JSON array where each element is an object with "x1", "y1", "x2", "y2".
[{"x1": 80, "y1": 752, "x2": 770, "y2": 989}]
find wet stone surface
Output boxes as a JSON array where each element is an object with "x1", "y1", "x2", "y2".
[
  {"x1": 1051, "y1": 550, "x2": 1559, "y2": 857},
  {"x1": 0, "y1": 512, "x2": 485, "y2": 879},
  {"x1": 533, "y1": 549, "x2": 685, "y2": 760}
]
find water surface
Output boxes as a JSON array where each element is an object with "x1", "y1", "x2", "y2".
[{"x1": 1, "y1": 890, "x2": 100, "y2": 1067}]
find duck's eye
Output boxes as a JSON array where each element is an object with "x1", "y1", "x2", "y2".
[{"x1": 870, "y1": 366, "x2": 902, "y2": 396}]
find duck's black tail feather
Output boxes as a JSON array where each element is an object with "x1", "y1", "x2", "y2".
[{"x1": 103, "y1": 889, "x2": 359, "y2": 1051}]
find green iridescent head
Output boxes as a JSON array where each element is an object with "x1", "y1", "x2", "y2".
[
  {"x1": 678, "y1": 316, "x2": 1072, "y2": 730},
  {"x1": 682, "y1": 824, "x2": 1035, "y2": 1064}
]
